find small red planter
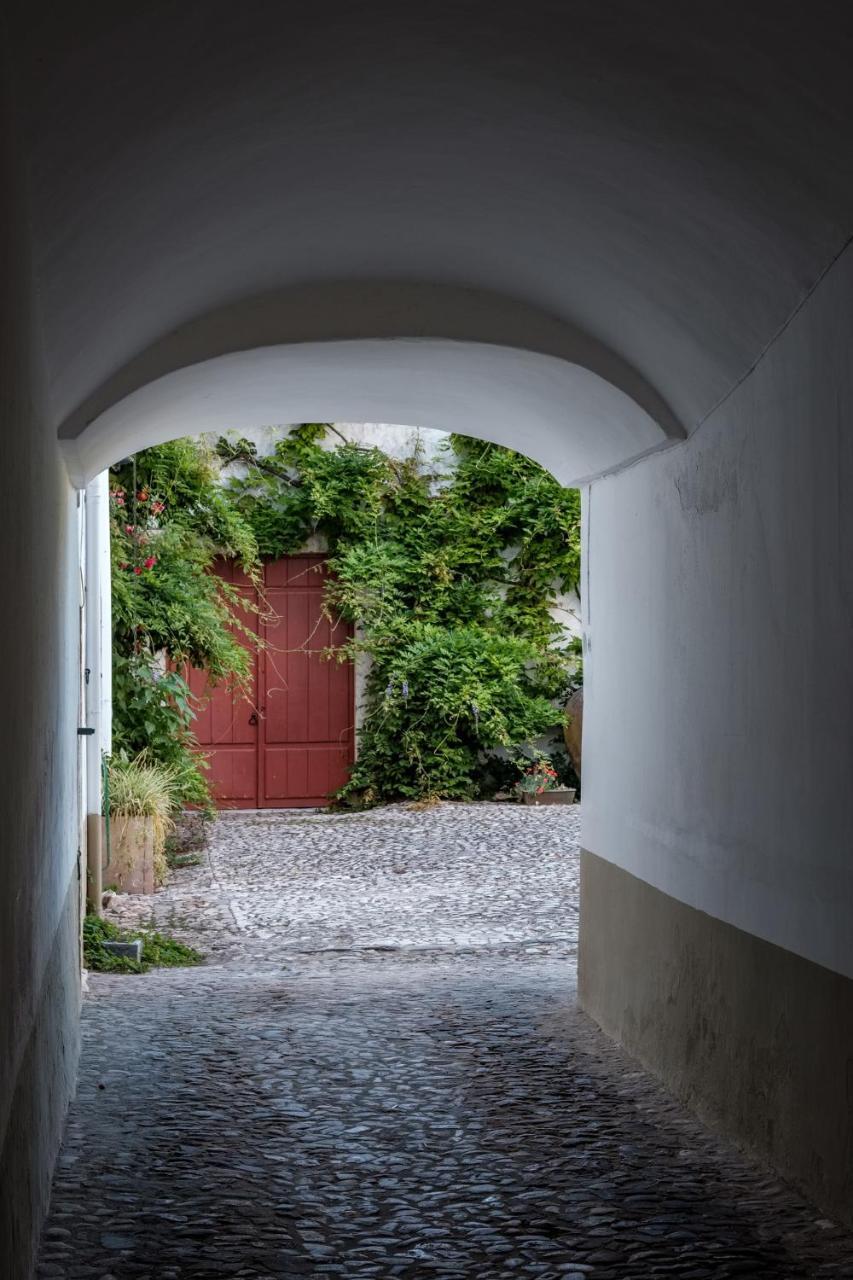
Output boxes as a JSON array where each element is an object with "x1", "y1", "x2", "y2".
[{"x1": 521, "y1": 788, "x2": 576, "y2": 806}]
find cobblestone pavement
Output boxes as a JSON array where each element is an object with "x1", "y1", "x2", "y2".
[
  {"x1": 39, "y1": 805, "x2": 853, "y2": 1279},
  {"x1": 102, "y1": 804, "x2": 582, "y2": 962}
]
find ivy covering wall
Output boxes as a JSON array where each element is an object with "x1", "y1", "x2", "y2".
[
  {"x1": 219, "y1": 426, "x2": 582, "y2": 804},
  {"x1": 109, "y1": 439, "x2": 259, "y2": 809},
  {"x1": 110, "y1": 426, "x2": 582, "y2": 808}
]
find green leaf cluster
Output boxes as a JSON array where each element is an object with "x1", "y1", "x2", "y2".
[
  {"x1": 110, "y1": 438, "x2": 260, "y2": 807},
  {"x1": 220, "y1": 427, "x2": 582, "y2": 804},
  {"x1": 83, "y1": 914, "x2": 203, "y2": 973}
]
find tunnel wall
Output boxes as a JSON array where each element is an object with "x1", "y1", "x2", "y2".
[
  {"x1": 0, "y1": 67, "x2": 81, "y2": 1278},
  {"x1": 579, "y1": 242, "x2": 853, "y2": 1222}
]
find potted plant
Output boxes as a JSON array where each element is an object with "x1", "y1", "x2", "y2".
[
  {"x1": 515, "y1": 752, "x2": 576, "y2": 806},
  {"x1": 106, "y1": 756, "x2": 177, "y2": 894}
]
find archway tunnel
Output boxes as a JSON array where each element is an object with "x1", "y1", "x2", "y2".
[{"x1": 2, "y1": 2, "x2": 853, "y2": 1274}]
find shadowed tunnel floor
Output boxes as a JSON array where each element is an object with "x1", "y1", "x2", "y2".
[{"x1": 37, "y1": 806, "x2": 853, "y2": 1278}]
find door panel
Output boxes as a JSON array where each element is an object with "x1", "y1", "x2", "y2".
[
  {"x1": 260, "y1": 556, "x2": 353, "y2": 806},
  {"x1": 186, "y1": 560, "x2": 260, "y2": 808},
  {"x1": 262, "y1": 745, "x2": 353, "y2": 808},
  {"x1": 187, "y1": 555, "x2": 353, "y2": 808}
]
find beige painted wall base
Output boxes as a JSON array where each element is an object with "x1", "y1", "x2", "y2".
[{"x1": 578, "y1": 850, "x2": 853, "y2": 1225}]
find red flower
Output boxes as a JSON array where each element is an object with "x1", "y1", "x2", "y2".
[
  {"x1": 133, "y1": 565, "x2": 143, "y2": 575},
  {"x1": 151, "y1": 500, "x2": 165, "y2": 516},
  {"x1": 144, "y1": 555, "x2": 156, "y2": 569},
  {"x1": 137, "y1": 489, "x2": 149, "y2": 502},
  {"x1": 125, "y1": 524, "x2": 134, "y2": 534}
]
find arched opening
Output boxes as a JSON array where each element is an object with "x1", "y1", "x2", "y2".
[
  {"x1": 60, "y1": 298, "x2": 684, "y2": 490},
  {"x1": 5, "y1": 4, "x2": 853, "y2": 1273},
  {"x1": 89, "y1": 399, "x2": 588, "y2": 824}
]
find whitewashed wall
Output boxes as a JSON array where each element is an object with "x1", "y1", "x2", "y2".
[
  {"x1": 582, "y1": 242, "x2": 853, "y2": 982},
  {"x1": 0, "y1": 87, "x2": 81, "y2": 1277}
]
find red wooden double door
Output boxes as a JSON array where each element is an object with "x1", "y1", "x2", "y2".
[{"x1": 187, "y1": 556, "x2": 354, "y2": 808}]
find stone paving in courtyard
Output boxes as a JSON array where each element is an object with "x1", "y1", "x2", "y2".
[
  {"x1": 38, "y1": 804, "x2": 853, "y2": 1279},
  {"x1": 102, "y1": 803, "x2": 582, "y2": 963}
]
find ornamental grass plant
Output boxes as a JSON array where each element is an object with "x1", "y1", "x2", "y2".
[{"x1": 108, "y1": 755, "x2": 179, "y2": 885}]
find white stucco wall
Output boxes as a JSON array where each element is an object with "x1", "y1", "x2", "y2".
[
  {"x1": 582, "y1": 241, "x2": 853, "y2": 982},
  {"x1": 84, "y1": 472, "x2": 112, "y2": 814},
  {"x1": 0, "y1": 77, "x2": 81, "y2": 1274},
  {"x1": 217, "y1": 420, "x2": 451, "y2": 469}
]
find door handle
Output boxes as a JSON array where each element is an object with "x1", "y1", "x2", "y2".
[{"x1": 248, "y1": 712, "x2": 258, "y2": 725}]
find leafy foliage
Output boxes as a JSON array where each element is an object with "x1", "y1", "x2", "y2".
[
  {"x1": 111, "y1": 655, "x2": 213, "y2": 811},
  {"x1": 83, "y1": 914, "x2": 203, "y2": 974},
  {"x1": 514, "y1": 751, "x2": 561, "y2": 795},
  {"x1": 219, "y1": 427, "x2": 582, "y2": 804},
  {"x1": 110, "y1": 438, "x2": 260, "y2": 808}
]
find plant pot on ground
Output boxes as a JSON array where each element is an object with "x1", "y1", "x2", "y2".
[
  {"x1": 521, "y1": 787, "x2": 576, "y2": 806},
  {"x1": 106, "y1": 756, "x2": 177, "y2": 894},
  {"x1": 514, "y1": 751, "x2": 576, "y2": 806},
  {"x1": 108, "y1": 814, "x2": 156, "y2": 894}
]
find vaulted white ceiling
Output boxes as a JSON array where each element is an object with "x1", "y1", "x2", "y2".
[{"x1": 10, "y1": 0, "x2": 853, "y2": 481}]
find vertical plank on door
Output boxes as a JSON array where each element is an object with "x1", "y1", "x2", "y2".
[
  {"x1": 187, "y1": 555, "x2": 353, "y2": 808},
  {"x1": 185, "y1": 559, "x2": 259, "y2": 808},
  {"x1": 261, "y1": 555, "x2": 353, "y2": 807}
]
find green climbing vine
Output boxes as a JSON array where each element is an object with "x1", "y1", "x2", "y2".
[
  {"x1": 218, "y1": 426, "x2": 582, "y2": 804},
  {"x1": 111, "y1": 428, "x2": 581, "y2": 808},
  {"x1": 109, "y1": 437, "x2": 260, "y2": 807}
]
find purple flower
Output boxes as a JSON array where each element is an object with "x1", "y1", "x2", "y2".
[{"x1": 402, "y1": 680, "x2": 409, "y2": 700}]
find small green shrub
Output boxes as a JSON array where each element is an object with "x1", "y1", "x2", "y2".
[
  {"x1": 337, "y1": 621, "x2": 564, "y2": 804},
  {"x1": 83, "y1": 915, "x2": 203, "y2": 973},
  {"x1": 111, "y1": 654, "x2": 213, "y2": 811},
  {"x1": 513, "y1": 750, "x2": 561, "y2": 796}
]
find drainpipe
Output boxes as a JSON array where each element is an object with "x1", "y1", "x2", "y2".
[{"x1": 84, "y1": 471, "x2": 112, "y2": 913}]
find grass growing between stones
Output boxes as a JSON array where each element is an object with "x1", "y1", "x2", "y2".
[{"x1": 83, "y1": 914, "x2": 204, "y2": 973}]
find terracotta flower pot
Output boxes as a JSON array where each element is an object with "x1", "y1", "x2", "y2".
[{"x1": 521, "y1": 788, "x2": 576, "y2": 806}]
